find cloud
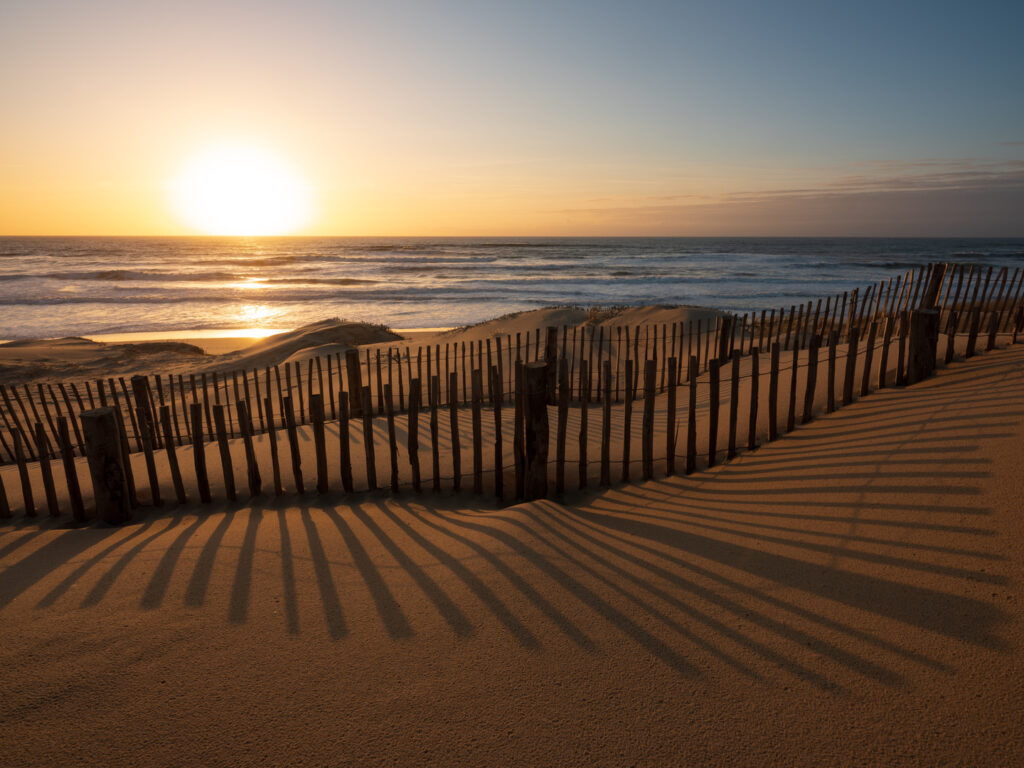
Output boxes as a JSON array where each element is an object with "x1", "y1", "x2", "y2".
[{"x1": 552, "y1": 163, "x2": 1024, "y2": 236}]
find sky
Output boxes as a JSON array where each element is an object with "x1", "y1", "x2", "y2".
[{"x1": 0, "y1": 0, "x2": 1022, "y2": 236}]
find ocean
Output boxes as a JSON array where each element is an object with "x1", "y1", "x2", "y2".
[{"x1": 1, "y1": 236, "x2": 1022, "y2": 339}]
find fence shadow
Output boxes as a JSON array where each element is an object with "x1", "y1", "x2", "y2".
[{"x1": 2, "y1": 338, "x2": 1018, "y2": 692}]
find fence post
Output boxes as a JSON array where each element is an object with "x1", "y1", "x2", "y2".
[
  {"x1": 747, "y1": 348, "x2": 759, "y2": 451},
  {"x1": 907, "y1": 309, "x2": 940, "y2": 385},
  {"x1": 965, "y1": 309, "x2": 981, "y2": 358},
  {"x1": 58, "y1": 416, "x2": 86, "y2": 520},
  {"x1": 346, "y1": 349, "x2": 363, "y2": 418},
  {"x1": 81, "y1": 407, "x2": 132, "y2": 524},
  {"x1": 841, "y1": 326, "x2": 859, "y2": 406},
  {"x1": 159, "y1": 405, "x2": 188, "y2": 504},
  {"x1": 212, "y1": 405, "x2": 237, "y2": 502},
  {"x1": 448, "y1": 372, "x2": 461, "y2": 492},
  {"x1": 986, "y1": 311, "x2": 1000, "y2": 351},
  {"x1": 717, "y1": 315, "x2": 733, "y2": 362},
  {"x1": 310, "y1": 394, "x2": 328, "y2": 494},
  {"x1": 707, "y1": 360, "x2": 720, "y2": 467},
  {"x1": 685, "y1": 356, "x2": 698, "y2": 474},
  {"x1": 802, "y1": 335, "x2": 820, "y2": 425},
  {"x1": 621, "y1": 358, "x2": 634, "y2": 483},
  {"x1": 768, "y1": 342, "x2": 780, "y2": 440},
  {"x1": 189, "y1": 402, "x2": 212, "y2": 503},
  {"x1": 556, "y1": 360, "x2": 569, "y2": 493},
  {"x1": 523, "y1": 362, "x2": 549, "y2": 500},
  {"x1": 545, "y1": 326, "x2": 559, "y2": 404},
  {"x1": 408, "y1": 379, "x2": 422, "y2": 492},
  {"x1": 642, "y1": 359, "x2": 656, "y2": 480}
]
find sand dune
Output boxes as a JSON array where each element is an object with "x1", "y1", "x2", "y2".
[
  {"x1": 1, "y1": 344, "x2": 1021, "y2": 766},
  {"x1": 0, "y1": 306, "x2": 724, "y2": 387},
  {"x1": 0, "y1": 336, "x2": 208, "y2": 385},
  {"x1": 206, "y1": 318, "x2": 402, "y2": 372}
]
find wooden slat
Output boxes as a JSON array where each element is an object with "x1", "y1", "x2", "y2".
[
  {"x1": 361, "y1": 386, "x2": 377, "y2": 491},
  {"x1": 336, "y1": 393, "x2": 352, "y2": 494},
  {"x1": 439, "y1": 372, "x2": 457, "y2": 493},
  {"x1": 34, "y1": 422, "x2": 60, "y2": 516},
  {"x1": 13, "y1": 429, "x2": 35, "y2": 516},
  {"x1": 384, "y1": 384, "x2": 399, "y2": 493},
  {"x1": 879, "y1": 316, "x2": 895, "y2": 387},
  {"x1": 843, "y1": 327, "x2": 860, "y2": 406},
  {"x1": 685, "y1": 356, "x2": 698, "y2": 474},
  {"x1": 523, "y1": 362, "x2": 550, "y2": 500},
  {"x1": 283, "y1": 396, "x2": 304, "y2": 495},
  {"x1": 212, "y1": 404, "x2": 237, "y2": 502},
  {"x1": 601, "y1": 360, "x2": 612, "y2": 485},
  {"x1": 407, "y1": 379, "x2": 421, "y2": 492},
  {"x1": 57, "y1": 416, "x2": 86, "y2": 520},
  {"x1": 262, "y1": 395, "x2": 283, "y2": 496},
  {"x1": 309, "y1": 394, "x2": 328, "y2": 494},
  {"x1": 802, "y1": 335, "x2": 820, "y2": 425},
  {"x1": 768, "y1": 342, "x2": 780, "y2": 441},
  {"x1": 786, "y1": 343, "x2": 799, "y2": 433},
  {"x1": 471, "y1": 369, "x2": 483, "y2": 494},
  {"x1": 159, "y1": 405, "x2": 188, "y2": 505},
  {"x1": 111, "y1": 405, "x2": 138, "y2": 509},
  {"x1": 944, "y1": 311, "x2": 958, "y2": 365},
  {"x1": 707, "y1": 360, "x2": 720, "y2": 468},
  {"x1": 431, "y1": 375, "x2": 442, "y2": 493},
  {"x1": 641, "y1": 358, "x2": 656, "y2": 480},
  {"x1": 491, "y1": 368, "x2": 503, "y2": 499},
  {"x1": 136, "y1": 405, "x2": 162, "y2": 507},
  {"x1": 727, "y1": 350, "x2": 739, "y2": 460},
  {"x1": 190, "y1": 402, "x2": 211, "y2": 503},
  {"x1": 578, "y1": 362, "x2": 589, "y2": 489},
  {"x1": 826, "y1": 332, "x2": 838, "y2": 413},
  {"x1": 895, "y1": 313, "x2": 909, "y2": 385},
  {"x1": 747, "y1": 347, "x2": 760, "y2": 452},
  {"x1": 861, "y1": 320, "x2": 878, "y2": 397}
]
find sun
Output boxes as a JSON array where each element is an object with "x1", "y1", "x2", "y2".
[{"x1": 170, "y1": 144, "x2": 312, "y2": 235}]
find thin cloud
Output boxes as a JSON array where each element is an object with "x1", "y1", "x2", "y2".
[{"x1": 551, "y1": 165, "x2": 1024, "y2": 236}]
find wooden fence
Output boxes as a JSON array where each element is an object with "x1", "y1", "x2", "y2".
[{"x1": 1, "y1": 261, "x2": 1022, "y2": 522}]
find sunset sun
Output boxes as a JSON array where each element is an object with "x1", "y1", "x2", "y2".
[{"x1": 169, "y1": 144, "x2": 312, "y2": 235}]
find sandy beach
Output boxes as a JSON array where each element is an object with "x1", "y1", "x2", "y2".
[
  {"x1": 1, "y1": 342, "x2": 1021, "y2": 765},
  {"x1": 1, "y1": 296, "x2": 1022, "y2": 765}
]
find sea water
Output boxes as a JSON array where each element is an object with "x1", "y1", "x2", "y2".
[{"x1": 0, "y1": 236, "x2": 1021, "y2": 339}]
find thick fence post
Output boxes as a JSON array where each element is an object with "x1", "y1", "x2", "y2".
[
  {"x1": 81, "y1": 407, "x2": 131, "y2": 524},
  {"x1": 907, "y1": 309, "x2": 940, "y2": 385},
  {"x1": 523, "y1": 362, "x2": 549, "y2": 500},
  {"x1": 346, "y1": 349, "x2": 363, "y2": 418}
]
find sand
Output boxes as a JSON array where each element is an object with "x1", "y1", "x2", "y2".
[
  {"x1": 1, "y1": 339, "x2": 1022, "y2": 765},
  {"x1": 0, "y1": 305, "x2": 725, "y2": 386}
]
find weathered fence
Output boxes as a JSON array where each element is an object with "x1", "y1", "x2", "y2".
[{"x1": 1, "y1": 261, "x2": 1022, "y2": 522}]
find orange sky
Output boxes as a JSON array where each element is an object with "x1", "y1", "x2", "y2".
[{"x1": 1, "y1": 0, "x2": 1022, "y2": 236}]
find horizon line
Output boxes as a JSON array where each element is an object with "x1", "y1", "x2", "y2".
[{"x1": 2, "y1": 233, "x2": 1024, "y2": 239}]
